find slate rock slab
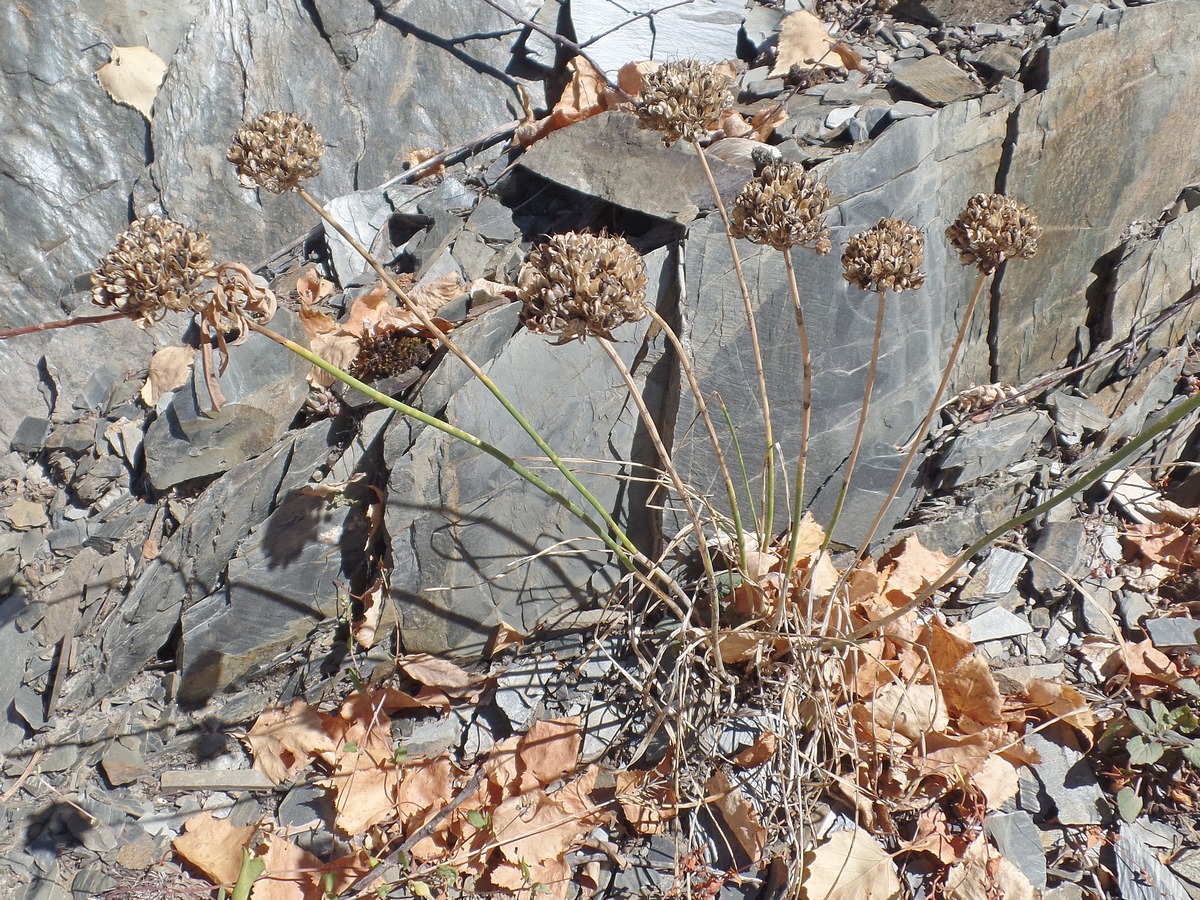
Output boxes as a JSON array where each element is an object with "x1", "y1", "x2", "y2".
[
  {"x1": 143, "y1": 308, "x2": 311, "y2": 491},
  {"x1": 1000, "y1": 0, "x2": 1200, "y2": 382},
  {"x1": 1023, "y1": 722, "x2": 1107, "y2": 825},
  {"x1": 383, "y1": 251, "x2": 674, "y2": 656},
  {"x1": 516, "y1": 111, "x2": 746, "y2": 223},
  {"x1": 889, "y1": 55, "x2": 984, "y2": 106}
]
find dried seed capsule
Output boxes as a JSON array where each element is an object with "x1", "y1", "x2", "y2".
[
  {"x1": 730, "y1": 161, "x2": 832, "y2": 253},
  {"x1": 518, "y1": 232, "x2": 648, "y2": 343},
  {"x1": 634, "y1": 60, "x2": 734, "y2": 146},
  {"x1": 841, "y1": 217, "x2": 926, "y2": 293},
  {"x1": 91, "y1": 215, "x2": 213, "y2": 325},
  {"x1": 946, "y1": 192, "x2": 1041, "y2": 274},
  {"x1": 227, "y1": 111, "x2": 324, "y2": 194}
]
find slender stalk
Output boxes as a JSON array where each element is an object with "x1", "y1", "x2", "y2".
[
  {"x1": 691, "y1": 142, "x2": 777, "y2": 545},
  {"x1": 851, "y1": 384, "x2": 1200, "y2": 641},
  {"x1": 249, "y1": 322, "x2": 634, "y2": 571},
  {"x1": 293, "y1": 186, "x2": 636, "y2": 557},
  {"x1": 781, "y1": 248, "x2": 814, "y2": 581},
  {"x1": 852, "y1": 269, "x2": 989, "y2": 561},
  {"x1": 644, "y1": 306, "x2": 746, "y2": 570},
  {"x1": 822, "y1": 288, "x2": 888, "y2": 548},
  {"x1": 0, "y1": 311, "x2": 127, "y2": 339},
  {"x1": 598, "y1": 337, "x2": 728, "y2": 679}
]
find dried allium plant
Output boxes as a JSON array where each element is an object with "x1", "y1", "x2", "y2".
[
  {"x1": 634, "y1": 60, "x2": 734, "y2": 146},
  {"x1": 946, "y1": 192, "x2": 1041, "y2": 274},
  {"x1": 518, "y1": 231, "x2": 648, "y2": 343},
  {"x1": 841, "y1": 217, "x2": 926, "y2": 294},
  {"x1": 227, "y1": 110, "x2": 324, "y2": 193},
  {"x1": 90, "y1": 215, "x2": 214, "y2": 326},
  {"x1": 730, "y1": 162, "x2": 832, "y2": 254}
]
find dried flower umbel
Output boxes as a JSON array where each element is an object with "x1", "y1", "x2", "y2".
[
  {"x1": 635, "y1": 60, "x2": 734, "y2": 146},
  {"x1": 351, "y1": 325, "x2": 433, "y2": 382},
  {"x1": 842, "y1": 218, "x2": 926, "y2": 293},
  {"x1": 730, "y1": 162, "x2": 832, "y2": 253},
  {"x1": 227, "y1": 111, "x2": 324, "y2": 193},
  {"x1": 946, "y1": 193, "x2": 1041, "y2": 274},
  {"x1": 518, "y1": 232, "x2": 648, "y2": 343},
  {"x1": 91, "y1": 215, "x2": 214, "y2": 326}
]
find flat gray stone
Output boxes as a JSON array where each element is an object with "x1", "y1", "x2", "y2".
[
  {"x1": 1144, "y1": 617, "x2": 1200, "y2": 650},
  {"x1": 1048, "y1": 391, "x2": 1111, "y2": 441},
  {"x1": 893, "y1": 0, "x2": 1029, "y2": 26},
  {"x1": 938, "y1": 410, "x2": 1052, "y2": 487},
  {"x1": 985, "y1": 811, "x2": 1046, "y2": 891},
  {"x1": 1030, "y1": 521, "x2": 1089, "y2": 596},
  {"x1": 10, "y1": 418, "x2": 50, "y2": 455},
  {"x1": 516, "y1": 111, "x2": 744, "y2": 222},
  {"x1": 1116, "y1": 822, "x2": 1192, "y2": 900},
  {"x1": 1023, "y1": 723, "x2": 1107, "y2": 825},
  {"x1": 968, "y1": 606, "x2": 1033, "y2": 642},
  {"x1": 889, "y1": 54, "x2": 984, "y2": 106},
  {"x1": 960, "y1": 548, "x2": 1027, "y2": 601},
  {"x1": 143, "y1": 308, "x2": 310, "y2": 491}
]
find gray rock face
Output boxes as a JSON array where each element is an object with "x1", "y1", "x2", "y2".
[
  {"x1": 568, "y1": 0, "x2": 744, "y2": 74},
  {"x1": 382, "y1": 252, "x2": 673, "y2": 656},
  {"x1": 65, "y1": 419, "x2": 339, "y2": 706},
  {"x1": 1000, "y1": 0, "x2": 1200, "y2": 382},
  {"x1": 143, "y1": 309, "x2": 311, "y2": 491},
  {"x1": 0, "y1": 2, "x2": 154, "y2": 448}
]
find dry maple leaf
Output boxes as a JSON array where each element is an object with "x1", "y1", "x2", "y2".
[
  {"x1": 250, "y1": 833, "x2": 325, "y2": 900},
  {"x1": 517, "y1": 717, "x2": 581, "y2": 791},
  {"x1": 173, "y1": 811, "x2": 258, "y2": 886},
  {"x1": 880, "y1": 537, "x2": 956, "y2": 606},
  {"x1": 243, "y1": 700, "x2": 336, "y2": 785},
  {"x1": 517, "y1": 56, "x2": 615, "y2": 147},
  {"x1": 705, "y1": 770, "x2": 766, "y2": 862}
]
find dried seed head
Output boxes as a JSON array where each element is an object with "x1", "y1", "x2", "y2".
[
  {"x1": 227, "y1": 111, "x2": 324, "y2": 193},
  {"x1": 730, "y1": 162, "x2": 832, "y2": 253},
  {"x1": 351, "y1": 325, "x2": 433, "y2": 382},
  {"x1": 946, "y1": 193, "x2": 1041, "y2": 274},
  {"x1": 518, "y1": 232, "x2": 648, "y2": 343},
  {"x1": 91, "y1": 215, "x2": 213, "y2": 325},
  {"x1": 841, "y1": 218, "x2": 926, "y2": 293},
  {"x1": 635, "y1": 60, "x2": 734, "y2": 146}
]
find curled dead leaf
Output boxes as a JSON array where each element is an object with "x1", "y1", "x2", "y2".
[{"x1": 141, "y1": 345, "x2": 195, "y2": 406}]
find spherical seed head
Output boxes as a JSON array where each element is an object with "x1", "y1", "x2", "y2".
[
  {"x1": 90, "y1": 216, "x2": 213, "y2": 326},
  {"x1": 518, "y1": 232, "x2": 648, "y2": 343},
  {"x1": 841, "y1": 217, "x2": 926, "y2": 293},
  {"x1": 227, "y1": 111, "x2": 324, "y2": 193},
  {"x1": 634, "y1": 60, "x2": 734, "y2": 146},
  {"x1": 730, "y1": 162, "x2": 832, "y2": 252},
  {"x1": 946, "y1": 193, "x2": 1041, "y2": 274}
]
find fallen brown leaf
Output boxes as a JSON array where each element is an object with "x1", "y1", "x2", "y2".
[
  {"x1": 173, "y1": 811, "x2": 258, "y2": 886},
  {"x1": 96, "y1": 45, "x2": 167, "y2": 120},
  {"x1": 243, "y1": 700, "x2": 335, "y2": 785},
  {"x1": 141, "y1": 345, "x2": 195, "y2": 406},
  {"x1": 770, "y1": 11, "x2": 842, "y2": 78},
  {"x1": 803, "y1": 827, "x2": 902, "y2": 900}
]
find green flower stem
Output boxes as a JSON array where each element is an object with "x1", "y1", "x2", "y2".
[
  {"x1": 293, "y1": 187, "x2": 636, "y2": 558},
  {"x1": 781, "y1": 248, "x2": 814, "y2": 585},
  {"x1": 248, "y1": 322, "x2": 635, "y2": 571},
  {"x1": 852, "y1": 385, "x2": 1200, "y2": 641},
  {"x1": 644, "y1": 306, "x2": 747, "y2": 570},
  {"x1": 820, "y1": 287, "x2": 888, "y2": 554},
  {"x1": 691, "y1": 142, "x2": 777, "y2": 546},
  {"x1": 598, "y1": 337, "x2": 728, "y2": 679}
]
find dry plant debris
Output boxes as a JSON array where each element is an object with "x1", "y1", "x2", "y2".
[{"x1": 174, "y1": 662, "x2": 610, "y2": 900}]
